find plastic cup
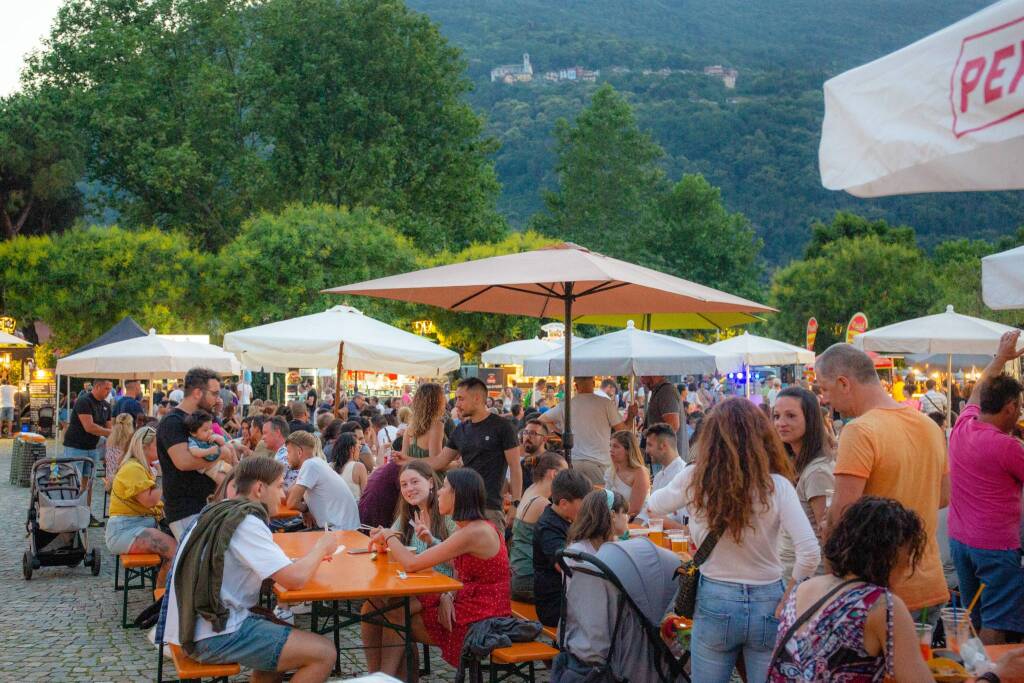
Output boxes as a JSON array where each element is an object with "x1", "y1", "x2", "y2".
[
  {"x1": 941, "y1": 607, "x2": 972, "y2": 653},
  {"x1": 648, "y1": 517, "x2": 665, "y2": 546},
  {"x1": 916, "y1": 623, "x2": 934, "y2": 660}
]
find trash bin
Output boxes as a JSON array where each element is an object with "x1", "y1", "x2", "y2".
[{"x1": 9, "y1": 432, "x2": 47, "y2": 487}]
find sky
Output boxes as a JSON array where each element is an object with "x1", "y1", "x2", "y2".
[{"x1": 0, "y1": 0, "x2": 63, "y2": 96}]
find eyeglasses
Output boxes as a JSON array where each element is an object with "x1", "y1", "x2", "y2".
[{"x1": 520, "y1": 430, "x2": 545, "y2": 440}]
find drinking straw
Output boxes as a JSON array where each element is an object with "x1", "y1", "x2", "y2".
[{"x1": 966, "y1": 583, "x2": 986, "y2": 614}]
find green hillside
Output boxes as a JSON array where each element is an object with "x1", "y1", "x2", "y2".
[{"x1": 408, "y1": 0, "x2": 1024, "y2": 262}]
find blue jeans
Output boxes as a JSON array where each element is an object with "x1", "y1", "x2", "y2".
[
  {"x1": 63, "y1": 446, "x2": 98, "y2": 479},
  {"x1": 950, "y1": 538, "x2": 1024, "y2": 633},
  {"x1": 691, "y1": 575, "x2": 785, "y2": 683}
]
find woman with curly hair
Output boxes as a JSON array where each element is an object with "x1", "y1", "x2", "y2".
[
  {"x1": 647, "y1": 398, "x2": 820, "y2": 683},
  {"x1": 395, "y1": 382, "x2": 446, "y2": 465},
  {"x1": 769, "y1": 497, "x2": 1024, "y2": 682}
]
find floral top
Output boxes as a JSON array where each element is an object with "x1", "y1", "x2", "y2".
[{"x1": 769, "y1": 582, "x2": 893, "y2": 683}]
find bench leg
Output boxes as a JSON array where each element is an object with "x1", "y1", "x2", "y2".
[
  {"x1": 422, "y1": 643, "x2": 431, "y2": 675},
  {"x1": 114, "y1": 555, "x2": 120, "y2": 591}
]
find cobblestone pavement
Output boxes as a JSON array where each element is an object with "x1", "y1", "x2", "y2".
[{"x1": 0, "y1": 439, "x2": 503, "y2": 682}]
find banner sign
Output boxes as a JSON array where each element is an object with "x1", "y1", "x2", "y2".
[
  {"x1": 805, "y1": 317, "x2": 818, "y2": 351},
  {"x1": 845, "y1": 312, "x2": 869, "y2": 343}
]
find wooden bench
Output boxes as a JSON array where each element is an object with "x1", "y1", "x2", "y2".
[
  {"x1": 166, "y1": 644, "x2": 239, "y2": 683},
  {"x1": 117, "y1": 553, "x2": 161, "y2": 628},
  {"x1": 489, "y1": 640, "x2": 559, "y2": 683},
  {"x1": 510, "y1": 600, "x2": 558, "y2": 641}
]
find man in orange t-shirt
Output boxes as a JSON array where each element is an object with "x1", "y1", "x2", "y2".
[{"x1": 817, "y1": 343, "x2": 950, "y2": 620}]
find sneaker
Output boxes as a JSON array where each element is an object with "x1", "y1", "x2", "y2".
[
  {"x1": 89, "y1": 516, "x2": 105, "y2": 528},
  {"x1": 146, "y1": 626, "x2": 172, "y2": 659},
  {"x1": 291, "y1": 602, "x2": 311, "y2": 615},
  {"x1": 274, "y1": 606, "x2": 295, "y2": 624}
]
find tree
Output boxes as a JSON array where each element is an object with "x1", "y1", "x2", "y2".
[
  {"x1": 769, "y1": 235, "x2": 938, "y2": 351},
  {"x1": 802, "y1": 212, "x2": 917, "y2": 260},
  {"x1": 0, "y1": 89, "x2": 84, "y2": 239},
  {"x1": 25, "y1": 0, "x2": 504, "y2": 251},
  {"x1": 930, "y1": 230, "x2": 1024, "y2": 326},
  {"x1": 216, "y1": 204, "x2": 421, "y2": 334},
  {"x1": 533, "y1": 84, "x2": 668, "y2": 262},
  {"x1": 656, "y1": 174, "x2": 764, "y2": 301},
  {"x1": 0, "y1": 226, "x2": 209, "y2": 351}
]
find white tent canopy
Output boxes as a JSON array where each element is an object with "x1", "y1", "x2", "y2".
[
  {"x1": 982, "y1": 245, "x2": 1024, "y2": 310},
  {"x1": 223, "y1": 306, "x2": 460, "y2": 377},
  {"x1": 522, "y1": 322, "x2": 733, "y2": 377},
  {"x1": 482, "y1": 338, "x2": 563, "y2": 366},
  {"x1": 56, "y1": 329, "x2": 241, "y2": 379},
  {"x1": 819, "y1": 0, "x2": 1024, "y2": 197},
  {"x1": 0, "y1": 332, "x2": 31, "y2": 347},
  {"x1": 852, "y1": 305, "x2": 1021, "y2": 355},
  {"x1": 707, "y1": 332, "x2": 815, "y2": 368}
]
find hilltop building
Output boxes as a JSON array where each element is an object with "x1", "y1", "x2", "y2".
[
  {"x1": 543, "y1": 66, "x2": 600, "y2": 83},
  {"x1": 491, "y1": 53, "x2": 534, "y2": 83},
  {"x1": 703, "y1": 65, "x2": 738, "y2": 89}
]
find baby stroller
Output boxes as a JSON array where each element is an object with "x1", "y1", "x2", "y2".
[
  {"x1": 554, "y1": 540, "x2": 687, "y2": 683},
  {"x1": 23, "y1": 456, "x2": 100, "y2": 580}
]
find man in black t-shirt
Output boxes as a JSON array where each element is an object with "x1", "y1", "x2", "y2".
[
  {"x1": 62, "y1": 379, "x2": 113, "y2": 516},
  {"x1": 396, "y1": 377, "x2": 521, "y2": 531},
  {"x1": 158, "y1": 367, "x2": 237, "y2": 539}
]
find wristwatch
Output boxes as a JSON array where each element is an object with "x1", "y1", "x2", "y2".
[
  {"x1": 511, "y1": 499, "x2": 520, "y2": 508},
  {"x1": 978, "y1": 671, "x2": 1001, "y2": 683}
]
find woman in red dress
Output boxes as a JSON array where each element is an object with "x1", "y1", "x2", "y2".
[{"x1": 371, "y1": 467, "x2": 511, "y2": 669}]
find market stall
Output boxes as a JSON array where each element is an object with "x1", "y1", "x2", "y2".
[{"x1": 708, "y1": 332, "x2": 815, "y2": 396}]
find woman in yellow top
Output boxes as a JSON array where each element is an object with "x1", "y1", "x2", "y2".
[{"x1": 104, "y1": 425, "x2": 177, "y2": 585}]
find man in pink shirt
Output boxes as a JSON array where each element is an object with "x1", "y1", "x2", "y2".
[{"x1": 949, "y1": 330, "x2": 1024, "y2": 644}]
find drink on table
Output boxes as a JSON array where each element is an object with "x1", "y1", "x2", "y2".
[
  {"x1": 940, "y1": 607, "x2": 972, "y2": 653},
  {"x1": 648, "y1": 517, "x2": 665, "y2": 547},
  {"x1": 916, "y1": 623, "x2": 934, "y2": 661}
]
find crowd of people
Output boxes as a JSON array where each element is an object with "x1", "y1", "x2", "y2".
[{"x1": 53, "y1": 331, "x2": 1024, "y2": 682}]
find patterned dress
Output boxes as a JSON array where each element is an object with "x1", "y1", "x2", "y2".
[
  {"x1": 421, "y1": 522, "x2": 512, "y2": 666},
  {"x1": 769, "y1": 583, "x2": 894, "y2": 682}
]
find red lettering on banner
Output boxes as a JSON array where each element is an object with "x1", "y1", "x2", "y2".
[
  {"x1": 984, "y1": 44, "x2": 1015, "y2": 103},
  {"x1": 950, "y1": 15, "x2": 1024, "y2": 137},
  {"x1": 961, "y1": 57, "x2": 987, "y2": 112}
]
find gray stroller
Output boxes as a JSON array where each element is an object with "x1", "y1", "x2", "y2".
[{"x1": 23, "y1": 457, "x2": 100, "y2": 580}]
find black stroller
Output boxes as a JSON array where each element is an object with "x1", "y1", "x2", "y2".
[
  {"x1": 23, "y1": 456, "x2": 100, "y2": 580},
  {"x1": 554, "y1": 540, "x2": 687, "y2": 683}
]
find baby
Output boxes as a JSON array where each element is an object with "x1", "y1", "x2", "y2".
[{"x1": 183, "y1": 410, "x2": 233, "y2": 484}]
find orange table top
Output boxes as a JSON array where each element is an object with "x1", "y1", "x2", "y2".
[
  {"x1": 273, "y1": 530, "x2": 462, "y2": 603},
  {"x1": 985, "y1": 643, "x2": 1024, "y2": 659},
  {"x1": 271, "y1": 504, "x2": 301, "y2": 520}
]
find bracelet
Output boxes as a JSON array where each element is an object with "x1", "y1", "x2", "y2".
[{"x1": 978, "y1": 672, "x2": 1000, "y2": 683}]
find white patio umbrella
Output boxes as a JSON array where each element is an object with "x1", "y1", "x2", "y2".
[
  {"x1": 481, "y1": 338, "x2": 563, "y2": 366},
  {"x1": 708, "y1": 332, "x2": 815, "y2": 397},
  {"x1": 0, "y1": 331, "x2": 32, "y2": 347},
  {"x1": 852, "y1": 305, "x2": 1023, "y2": 422},
  {"x1": 223, "y1": 305, "x2": 460, "y2": 379},
  {"x1": 819, "y1": 0, "x2": 1024, "y2": 197},
  {"x1": 56, "y1": 329, "x2": 242, "y2": 379},
  {"x1": 522, "y1": 321, "x2": 736, "y2": 377},
  {"x1": 982, "y1": 244, "x2": 1024, "y2": 310}
]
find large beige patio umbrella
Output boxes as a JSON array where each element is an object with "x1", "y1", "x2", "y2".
[{"x1": 324, "y1": 242, "x2": 774, "y2": 456}]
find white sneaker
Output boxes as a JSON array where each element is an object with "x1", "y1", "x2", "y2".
[
  {"x1": 274, "y1": 605, "x2": 295, "y2": 624},
  {"x1": 146, "y1": 626, "x2": 172, "y2": 659},
  {"x1": 291, "y1": 602, "x2": 311, "y2": 615}
]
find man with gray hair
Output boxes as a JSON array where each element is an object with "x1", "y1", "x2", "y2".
[{"x1": 816, "y1": 342, "x2": 949, "y2": 624}]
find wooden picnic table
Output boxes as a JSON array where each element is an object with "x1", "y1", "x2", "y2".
[
  {"x1": 271, "y1": 503, "x2": 301, "y2": 520},
  {"x1": 273, "y1": 530, "x2": 462, "y2": 680}
]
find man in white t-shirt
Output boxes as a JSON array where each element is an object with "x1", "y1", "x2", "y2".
[
  {"x1": 639, "y1": 423, "x2": 689, "y2": 528},
  {"x1": 168, "y1": 382, "x2": 185, "y2": 404},
  {"x1": 540, "y1": 376, "x2": 630, "y2": 485},
  {"x1": 919, "y1": 379, "x2": 949, "y2": 417},
  {"x1": 0, "y1": 378, "x2": 16, "y2": 437},
  {"x1": 235, "y1": 379, "x2": 253, "y2": 416},
  {"x1": 285, "y1": 436, "x2": 359, "y2": 530},
  {"x1": 163, "y1": 456, "x2": 337, "y2": 682}
]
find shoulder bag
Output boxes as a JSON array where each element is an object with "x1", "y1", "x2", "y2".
[{"x1": 673, "y1": 528, "x2": 722, "y2": 619}]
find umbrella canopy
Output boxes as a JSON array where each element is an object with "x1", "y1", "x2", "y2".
[
  {"x1": 68, "y1": 316, "x2": 147, "y2": 356},
  {"x1": 819, "y1": 0, "x2": 1024, "y2": 197},
  {"x1": 708, "y1": 332, "x2": 815, "y2": 367},
  {"x1": 0, "y1": 332, "x2": 32, "y2": 347},
  {"x1": 223, "y1": 306, "x2": 460, "y2": 377},
  {"x1": 982, "y1": 245, "x2": 1024, "y2": 310},
  {"x1": 852, "y1": 305, "x2": 1021, "y2": 355},
  {"x1": 56, "y1": 329, "x2": 241, "y2": 379},
  {"x1": 522, "y1": 322, "x2": 732, "y2": 377},
  {"x1": 569, "y1": 311, "x2": 762, "y2": 331},
  {"x1": 481, "y1": 338, "x2": 563, "y2": 366},
  {"x1": 325, "y1": 242, "x2": 772, "y2": 456}
]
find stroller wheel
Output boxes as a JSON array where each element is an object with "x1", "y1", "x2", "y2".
[
  {"x1": 22, "y1": 552, "x2": 32, "y2": 580},
  {"x1": 89, "y1": 550, "x2": 101, "y2": 576}
]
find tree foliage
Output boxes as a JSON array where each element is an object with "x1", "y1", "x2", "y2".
[{"x1": 23, "y1": 0, "x2": 504, "y2": 251}]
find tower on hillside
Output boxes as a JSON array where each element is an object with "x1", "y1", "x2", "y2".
[{"x1": 522, "y1": 53, "x2": 533, "y2": 76}]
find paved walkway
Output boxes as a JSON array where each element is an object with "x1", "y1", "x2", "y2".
[{"x1": 0, "y1": 439, "x2": 473, "y2": 682}]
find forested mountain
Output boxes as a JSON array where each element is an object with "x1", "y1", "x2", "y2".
[{"x1": 408, "y1": 0, "x2": 1024, "y2": 262}]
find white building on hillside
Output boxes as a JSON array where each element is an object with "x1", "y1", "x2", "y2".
[{"x1": 491, "y1": 54, "x2": 534, "y2": 83}]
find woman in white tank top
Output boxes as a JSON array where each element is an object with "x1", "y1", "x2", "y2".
[{"x1": 332, "y1": 432, "x2": 367, "y2": 501}]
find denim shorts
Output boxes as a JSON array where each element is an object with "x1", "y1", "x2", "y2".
[
  {"x1": 191, "y1": 614, "x2": 291, "y2": 672},
  {"x1": 950, "y1": 538, "x2": 1024, "y2": 632},
  {"x1": 63, "y1": 446, "x2": 98, "y2": 479},
  {"x1": 104, "y1": 515, "x2": 157, "y2": 555},
  {"x1": 0, "y1": 407, "x2": 13, "y2": 422}
]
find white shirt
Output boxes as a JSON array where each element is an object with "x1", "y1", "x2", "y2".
[
  {"x1": 648, "y1": 468, "x2": 820, "y2": 584},
  {"x1": 236, "y1": 382, "x2": 252, "y2": 405},
  {"x1": 0, "y1": 384, "x2": 15, "y2": 408},
  {"x1": 164, "y1": 515, "x2": 291, "y2": 645},
  {"x1": 376, "y1": 425, "x2": 398, "y2": 448},
  {"x1": 919, "y1": 390, "x2": 949, "y2": 415},
  {"x1": 541, "y1": 393, "x2": 622, "y2": 467},
  {"x1": 169, "y1": 389, "x2": 184, "y2": 403},
  {"x1": 275, "y1": 446, "x2": 299, "y2": 491},
  {"x1": 295, "y1": 457, "x2": 360, "y2": 530},
  {"x1": 767, "y1": 388, "x2": 781, "y2": 409},
  {"x1": 637, "y1": 457, "x2": 688, "y2": 525}
]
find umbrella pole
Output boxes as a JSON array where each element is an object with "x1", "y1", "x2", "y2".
[
  {"x1": 745, "y1": 363, "x2": 750, "y2": 398},
  {"x1": 629, "y1": 374, "x2": 636, "y2": 431},
  {"x1": 54, "y1": 371, "x2": 60, "y2": 442},
  {"x1": 334, "y1": 342, "x2": 345, "y2": 418},
  {"x1": 947, "y1": 353, "x2": 953, "y2": 428},
  {"x1": 563, "y1": 284, "x2": 573, "y2": 459}
]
